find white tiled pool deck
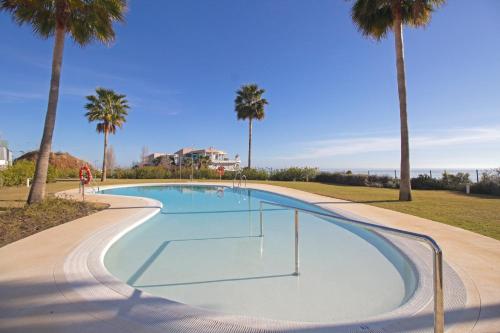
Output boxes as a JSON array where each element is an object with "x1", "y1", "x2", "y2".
[{"x1": 1, "y1": 182, "x2": 499, "y2": 332}]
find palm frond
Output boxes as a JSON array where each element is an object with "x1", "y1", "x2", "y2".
[
  {"x1": 84, "y1": 87, "x2": 129, "y2": 135},
  {"x1": 0, "y1": 0, "x2": 127, "y2": 46},
  {"x1": 351, "y1": 0, "x2": 445, "y2": 40},
  {"x1": 234, "y1": 84, "x2": 268, "y2": 121}
]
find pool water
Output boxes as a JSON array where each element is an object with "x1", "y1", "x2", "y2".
[{"x1": 102, "y1": 185, "x2": 417, "y2": 323}]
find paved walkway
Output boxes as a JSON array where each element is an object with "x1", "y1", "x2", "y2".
[{"x1": 0, "y1": 183, "x2": 499, "y2": 333}]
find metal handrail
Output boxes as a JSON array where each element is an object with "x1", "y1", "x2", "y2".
[
  {"x1": 232, "y1": 172, "x2": 247, "y2": 188},
  {"x1": 232, "y1": 172, "x2": 239, "y2": 187},
  {"x1": 259, "y1": 200, "x2": 444, "y2": 333}
]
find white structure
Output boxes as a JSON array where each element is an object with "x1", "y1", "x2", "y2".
[
  {"x1": 0, "y1": 145, "x2": 13, "y2": 169},
  {"x1": 176, "y1": 147, "x2": 240, "y2": 171},
  {"x1": 145, "y1": 147, "x2": 241, "y2": 171}
]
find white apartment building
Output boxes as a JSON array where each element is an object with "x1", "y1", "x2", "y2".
[
  {"x1": 0, "y1": 145, "x2": 13, "y2": 169},
  {"x1": 145, "y1": 147, "x2": 240, "y2": 171}
]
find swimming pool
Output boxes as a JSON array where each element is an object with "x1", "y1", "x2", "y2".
[{"x1": 101, "y1": 185, "x2": 418, "y2": 323}]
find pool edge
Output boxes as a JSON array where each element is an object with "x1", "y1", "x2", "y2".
[{"x1": 54, "y1": 182, "x2": 475, "y2": 333}]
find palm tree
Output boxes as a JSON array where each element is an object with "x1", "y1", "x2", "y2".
[
  {"x1": 234, "y1": 84, "x2": 268, "y2": 169},
  {"x1": 197, "y1": 155, "x2": 211, "y2": 170},
  {"x1": 351, "y1": 0, "x2": 444, "y2": 201},
  {"x1": 153, "y1": 155, "x2": 176, "y2": 170},
  {"x1": 1, "y1": 0, "x2": 127, "y2": 204},
  {"x1": 182, "y1": 157, "x2": 193, "y2": 169},
  {"x1": 85, "y1": 88, "x2": 129, "y2": 182}
]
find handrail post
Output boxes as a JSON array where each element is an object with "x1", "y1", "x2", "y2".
[
  {"x1": 259, "y1": 201, "x2": 263, "y2": 237},
  {"x1": 434, "y1": 249, "x2": 444, "y2": 333},
  {"x1": 294, "y1": 209, "x2": 299, "y2": 276}
]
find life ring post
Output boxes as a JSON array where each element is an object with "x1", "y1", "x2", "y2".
[
  {"x1": 217, "y1": 166, "x2": 225, "y2": 181},
  {"x1": 79, "y1": 165, "x2": 93, "y2": 201}
]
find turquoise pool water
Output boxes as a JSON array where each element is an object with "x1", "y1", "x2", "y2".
[{"x1": 102, "y1": 185, "x2": 417, "y2": 323}]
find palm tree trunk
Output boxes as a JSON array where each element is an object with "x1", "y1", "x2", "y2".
[
  {"x1": 27, "y1": 26, "x2": 66, "y2": 204},
  {"x1": 393, "y1": 2, "x2": 412, "y2": 201},
  {"x1": 248, "y1": 118, "x2": 253, "y2": 169},
  {"x1": 101, "y1": 130, "x2": 108, "y2": 182}
]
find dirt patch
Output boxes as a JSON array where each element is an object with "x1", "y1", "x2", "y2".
[
  {"x1": 0, "y1": 198, "x2": 108, "y2": 247},
  {"x1": 15, "y1": 151, "x2": 91, "y2": 169}
]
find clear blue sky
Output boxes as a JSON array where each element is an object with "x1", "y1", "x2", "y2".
[{"x1": 1, "y1": 0, "x2": 499, "y2": 169}]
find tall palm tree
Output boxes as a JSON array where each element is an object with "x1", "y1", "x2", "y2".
[
  {"x1": 234, "y1": 84, "x2": 268, "y2": 169},
  {"x1": 85, "y1": 88, "x2": 129, "y2": 182},
  {"x1": 1, "y1": 0, "x2": 126, "y2": 204},
  {"x1": 351, "y1": 0, "x2": 444, "y2": 201}
]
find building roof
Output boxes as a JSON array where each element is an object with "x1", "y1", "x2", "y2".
[
  {"x1": 147, "y1": 152, "x2": 177, "y2": 158},
  {"x1": 176, "y1": 147, "x2": 226, "y2": 155},
  {"x1": 203, "y1": 147, "x2": 225, "y2": 154},
  {"x1": 175, "y1": 147, "x2": 193, "y2": 155}
]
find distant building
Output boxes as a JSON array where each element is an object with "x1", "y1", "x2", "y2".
[
  {"x1": 145, "y1": 147, "x2": 240, "y2": 171},
  {"x1": 144, "y1": 152, "x2": 178, "y2": 166},
  {"x1": 0, "y1": 145, "x2": 13, "y2": 169},
  {"x1": 178, "y1": 147, "x2": 241, "y2": 171}
]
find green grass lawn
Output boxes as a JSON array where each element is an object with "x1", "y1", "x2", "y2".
[
  {"x1": 1, "y1": 179, "x2": 499, "y2": 241},
  {"x1": 261, "y1": 181, "x2": 500, "y2": 240}
]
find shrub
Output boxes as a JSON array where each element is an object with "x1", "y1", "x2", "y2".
[
  {"x1": 110, "y1": 167, "x2": 136, "y2": 179},
  {"x1": 270, "y1": 167, "x2": 318, "y2": 181},
  {"x1": 411, "y1": 172, "x2": 471, "y2": 191},
  {"x1": 134, "y1": 166, "x2": 171, "y2": 179},
  {"x1": 0, "y1": 160, "x2": 57, "y2": 186},
  {"x1": 441, "y1": 172, "x2": 470, "y2": 190},
  {"x1": 241, "y1": 168, "x2": 269, "y2": 180},
  {"x1": 109, "y1": 166, "x2": 171, "y2": 179},
  {"x1": 315, "y1": 172, "x2": 367, "y2": 186},
  {"x1": 471, "y1": 169, "x2": 500, "y2": 196},
  {"x1": 53, "y1": 167, "x2": 80, "y2": 179},
  {"x1": 315, "y1": 172, "x2": 398, "y2": 188},
  {"x1": 367, "y1": 174, "x2": 398, "y2": 188},
  {"x1": 411, "y1": 174, "x2": 444, "y2": 190},
  {"x1": 0, "y1": 160, "x2": 35, "y2": 186},
  {"x1": 196, "y1": 168, "x2": 219, "y2": 179},
  {"x1": 472, "y1": 180, "x2": 500, "y2": 196},
  {"x1": 221, "y1": 170, "x2": 235, "y2": 180}
]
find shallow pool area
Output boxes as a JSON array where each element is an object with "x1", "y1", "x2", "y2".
[{"x1": 102, "y1": 185, "x2": 417, "y2": 323}]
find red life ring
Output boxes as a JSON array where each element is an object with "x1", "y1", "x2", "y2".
[
  {"x1": 217, "y1": 166, "x2": 225, "y2": 176},
  {"x1": 79, "y1": 165, "x2": 93, "y2": 185}
]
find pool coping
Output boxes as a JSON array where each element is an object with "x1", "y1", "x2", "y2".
[{"x1": 1, "y1": 182, "x2": 498, "y2": 332}]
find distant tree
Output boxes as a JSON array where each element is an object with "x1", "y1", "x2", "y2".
[
  {"x1": 106, "y1": 145, "x2": 116, "y2": 172},
  {"x1": 141, "y1": 146, "x2": 149, "y2": 166},
  {"x1": 351, "y1": 0, "x2": 444, "y2": 201},
  {"x1": 182, "y1": 156, "x2": 193, "y2": 169},
  {"x1": 197, "y1": 155, "x2": 211, "y2": 170},
  {"x1": 85, "y1": 88, "x2": 129, "y2": 182},
  {"x1": 153, "y1": 155, "x2": 175, "y2": 169},
  {"x1": 234, "y1": 84, "x2": 268, "y2": 168},
  {"x1": 1, "y1": 0, "x2": 127, "y2": 204}
]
